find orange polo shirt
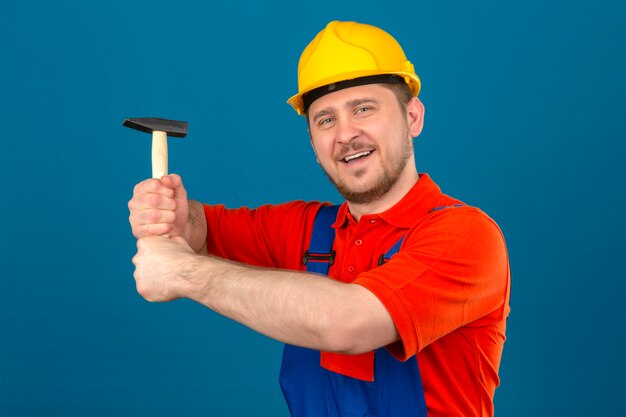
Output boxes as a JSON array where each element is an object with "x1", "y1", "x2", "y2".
[{"x1": 203, "y1": 174, "x2": 510, "y2": 417}]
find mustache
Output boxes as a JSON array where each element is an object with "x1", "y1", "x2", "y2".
[{"x1": 334, "y1": 142, "x2": 373, "y2": 159}]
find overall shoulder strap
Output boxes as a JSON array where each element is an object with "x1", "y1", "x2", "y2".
[
  {"x1": 428, "y1": 203, "x2": 464, "y2": 213},
  {"x1": 377, "y1": 236, "x2": 405, "y2": 266},
  {"x1": 378, "y1": 203, "x2": 467, "y2": 266},
  {"x1": 303, "y1": 205, "x2": 340, "y2": 275}
]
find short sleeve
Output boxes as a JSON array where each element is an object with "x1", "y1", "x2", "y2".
[
  {"x1": 203, "y1": 201, "x2": 324, "y2": 270},
  {"x1": 353, "y1": 207, "x2": 510, "y2": 360}
]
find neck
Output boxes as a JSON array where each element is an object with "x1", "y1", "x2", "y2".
[{"x1": 347, "y1": 168, "x2": 419, "y2": 222}]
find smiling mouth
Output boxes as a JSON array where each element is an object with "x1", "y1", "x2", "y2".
[{"x1": 342, "y1": 150, "x2": 373, "y2": 163}]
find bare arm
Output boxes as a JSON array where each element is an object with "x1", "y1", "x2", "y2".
[{"x1": 133, "y1": 236, "x2": 399, "y2": 354}]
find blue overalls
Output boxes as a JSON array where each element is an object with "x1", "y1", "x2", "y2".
[{"x1": 279, "y1": 205, "x2": 431, "y2": 417}]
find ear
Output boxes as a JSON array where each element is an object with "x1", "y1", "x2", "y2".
[
  {"x1": 406, "y1": 97, "x2": 425, "y2": 138},
  {"x1": 308, "y1": 129, "x2": 321, "y2": 164}
]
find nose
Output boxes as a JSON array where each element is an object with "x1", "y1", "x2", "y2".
[{"x1": 334, "y1": 116, "x2": 360, "y2": 144}]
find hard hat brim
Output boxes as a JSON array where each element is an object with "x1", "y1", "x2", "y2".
[{"x1": 288, "y1": 71, "x2": 421, "y2": 115}]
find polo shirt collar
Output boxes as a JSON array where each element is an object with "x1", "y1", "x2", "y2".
[{"x1": 332, "y1": 173, "x2": 443, "y2": 229}]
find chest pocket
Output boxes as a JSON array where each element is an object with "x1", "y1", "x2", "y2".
[{"x1": 279, "y1": 205, "x2": 429, "y2": 417}]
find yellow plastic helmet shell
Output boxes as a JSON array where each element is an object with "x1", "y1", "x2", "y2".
[{"x1": 287, "y1": 21, "x2": 421, "y2": 115}]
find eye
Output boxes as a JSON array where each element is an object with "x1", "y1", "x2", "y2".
[
  {"x1": 318, "y1": 117, "x2": 334, "y2": 127},
  {"x1": 355, "y1": 106, "x2": 372, "y2": 114}
]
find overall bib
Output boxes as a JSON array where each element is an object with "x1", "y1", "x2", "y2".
[{"x1": 279, "y1": 205, "x2": 433, "y2": 417}]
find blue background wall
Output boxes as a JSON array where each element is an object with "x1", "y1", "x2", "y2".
[{"x1": 1, "y1": 0, "x2": 625, "y2": 415}]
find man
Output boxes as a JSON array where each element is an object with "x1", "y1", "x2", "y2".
[{"x1": 129, "y1": 21, "x2": 510, "y2": 417}]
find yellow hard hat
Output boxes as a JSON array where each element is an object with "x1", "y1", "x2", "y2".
[{"x1": 287, "y1": 21, "x2": 421, "y2": 115}]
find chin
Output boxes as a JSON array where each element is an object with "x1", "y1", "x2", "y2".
[{"x1": 338, "y1": 182, "x2": 392, "y2": 205}]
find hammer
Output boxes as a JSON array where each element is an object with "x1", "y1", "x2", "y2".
[{"x1": 123, "y1": 117, "x2": 188, "y2": 179}]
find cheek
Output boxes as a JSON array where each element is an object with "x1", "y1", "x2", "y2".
[{"x1": 310, "y1": 134, "x2": 335, "y2": 161}]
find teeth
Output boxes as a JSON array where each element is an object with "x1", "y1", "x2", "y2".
[{"x1": 344, "y1": 151, "x2": 371, "y2": 162}]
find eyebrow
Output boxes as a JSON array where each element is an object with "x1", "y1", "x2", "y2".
[
  {"x1": 311, "y1": 97, "x2": 379, "y2": 123},
  {"x1": 346, "y1": 97, "x2": 378, "y2": 108},
  {"x1": 311, "y1": 109, "x2": 334, "y2": 123}
]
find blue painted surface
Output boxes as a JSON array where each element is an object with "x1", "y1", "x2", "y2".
[{"x1": 1, "y1": 1, "x2": 625, "y2": 415}]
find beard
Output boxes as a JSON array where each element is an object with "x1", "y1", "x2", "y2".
[{"x1": 324, "y1": 134, "x2": 414, "y2": 205}]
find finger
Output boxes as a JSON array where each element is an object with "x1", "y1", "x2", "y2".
[
  {"x1": 132, "y1": 223, "x2": 174, "y2": 239},
  {"x1": 130, "y1": 192, "x2": 177, "y2": 211},
  {"x1": 160, "y1": 174, "x2": 184, "y2": 195},
  {"x1": 161, "y1": 173, "x2": 182, "y2": 188},
  {"x1": 174, "y1": 182, "x2": 187, "y2": 203},
  {"x1": 162, "y1": 174, "x2": 187, "y2": 201},
  {"x1": 134, "y1": 178, "x2": 175, "y2": 198},
  {"x1": 170, "y1": 236, "x2": 187, "y2": 244},
  {"x1": 131, "y1": 224, "x2": 174, "y2": 240},
  {"x1": 144, "y1": 223, "x2": 174, "y2": 236},
  {"x1": 170, "y1": 235, "x2": 192, "y2": 249},
  {"x1": 136, "y1": 208, "x2": 176, "y2": 225},
  {"x1": 136, "y1": 235, "x2": 163, "y2": 249}
]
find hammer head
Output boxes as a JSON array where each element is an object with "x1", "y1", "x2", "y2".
[{"x1": 123, "y1": 117, "x2": 188, "y2": 138}]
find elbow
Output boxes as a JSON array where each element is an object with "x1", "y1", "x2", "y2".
[
  {"x1": 315, "y1": 285, "x2": 398, "y2": 354},
  {"x1": 318, "y1": 326, "x2": 361, "y2": 355},
  {"x1": 317, "y1": 313, "x2": 378, "y2": 355}
]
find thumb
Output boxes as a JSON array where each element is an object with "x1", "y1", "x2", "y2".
[
  {"x1": 170, "y1": 236, "x2": 194, "y2": 253},
  {"x1": 162, "y1": 174, "x2": 187, "y2": 200}
]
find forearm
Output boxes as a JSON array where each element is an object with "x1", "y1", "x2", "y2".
[
  {"x1": 185, "y1": 200, "x2": 208, "y2": 255},
  {"x1": 179, "y1": 255, "x2": 399, "y2": 353}
]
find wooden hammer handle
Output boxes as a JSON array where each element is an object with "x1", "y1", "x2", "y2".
[
  {"x1": 152, "y1": 130, "x2": 168, "y2": 179},
  {"x1": 152, "y1": 130, "x2": 169, "y2": 238}
]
